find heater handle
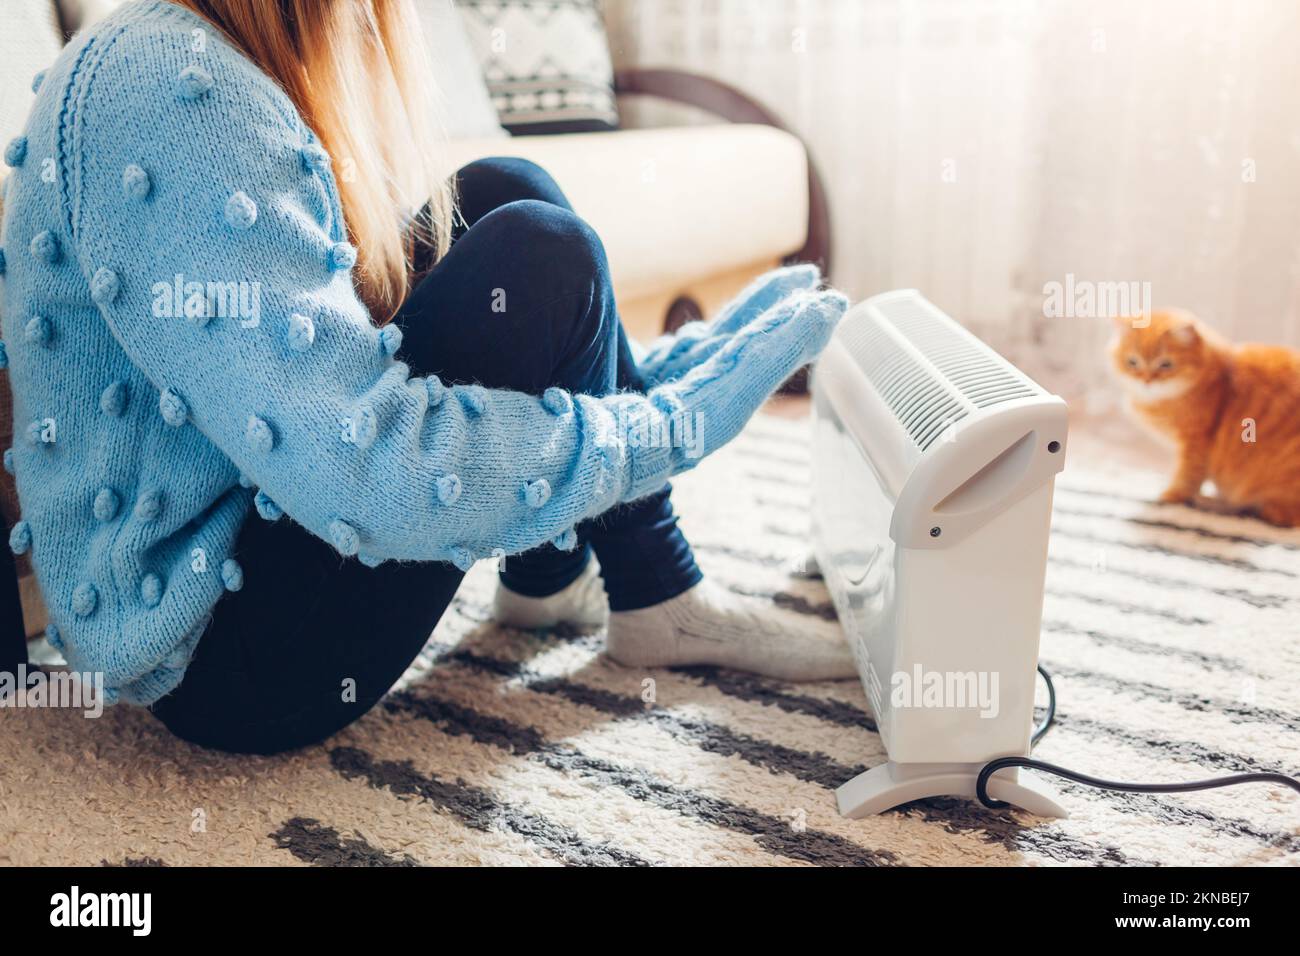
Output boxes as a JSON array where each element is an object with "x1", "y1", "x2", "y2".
[{"x1": 890, "y1": 399, "x2": 1069, "y2": 549}]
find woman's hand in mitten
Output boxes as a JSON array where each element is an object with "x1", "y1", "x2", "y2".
[
  {"x1": 635, "y1": 264, "x2": 824, "y2": 388},
  {"x1": 619, "y1": 287, "x2": 849, "y2": 501}
]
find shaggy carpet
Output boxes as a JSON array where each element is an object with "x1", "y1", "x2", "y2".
[{"x1": 1, "y1": 415, "x2": 1297, "y2": 866}]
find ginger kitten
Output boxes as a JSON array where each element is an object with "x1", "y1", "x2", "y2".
[{"x1": 1110, "y1": 309, "x2": 1300, "y2": 527}]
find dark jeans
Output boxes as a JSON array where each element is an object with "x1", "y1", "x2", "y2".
[{"x1": 150, "y1": 158, "x2": 702, "y2": 755}]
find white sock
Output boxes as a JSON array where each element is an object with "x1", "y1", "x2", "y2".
[
  {"x1": 493, "y1": 559, "x2": 609, "y2": 630},
  {"x1": 605, "y1": 579, "x2": 856, "y2": 681}
]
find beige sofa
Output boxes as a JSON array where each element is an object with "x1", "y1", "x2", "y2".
[{"x1": 0, "y1": 0, "x2": 821, "y2": 642}]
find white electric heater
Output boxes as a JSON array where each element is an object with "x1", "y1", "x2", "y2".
[{"x1": 811, "y1": 290, "x2": 1069, "y2": 818}]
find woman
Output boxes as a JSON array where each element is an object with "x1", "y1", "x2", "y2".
[{"x1": 0, "y1": 0, "x2": 851, "y2": 754}]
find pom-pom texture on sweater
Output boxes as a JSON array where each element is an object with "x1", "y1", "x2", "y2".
[{"x1": 0, "y1": 0, "x2": 842, "y2": 705}]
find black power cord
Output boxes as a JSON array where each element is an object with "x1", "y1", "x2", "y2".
[
  {"x1": 1030, "y1": 663, "x2": 1055, "y2": 746},
  {"x1": 975, "y1": 665, "x2": 1300, "y2": 810}
]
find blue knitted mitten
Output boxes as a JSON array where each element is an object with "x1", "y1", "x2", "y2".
[
  {"x1": 635, "y1": 264, "x2": 824, "y2": 388},
  {"x1": 616, "y1": 287, "x2": 849, "y2": 499}
]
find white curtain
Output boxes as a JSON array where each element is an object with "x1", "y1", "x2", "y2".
[{"x1": 603, "y1": 0, "x2": 1300, "y2": 405}]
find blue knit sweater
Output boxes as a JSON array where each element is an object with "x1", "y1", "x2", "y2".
[{"x1": 0, "y1": 0, "x2": 843, "y2": 705}]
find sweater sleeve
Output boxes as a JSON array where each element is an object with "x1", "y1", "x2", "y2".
[{"x1": 67, "y1": 35, "x2": 677, "y2": 568}]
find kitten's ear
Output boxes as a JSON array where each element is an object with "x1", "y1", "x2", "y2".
[{"x1": 1168, "y1": 321, "x2": 1201, "y2": 346}]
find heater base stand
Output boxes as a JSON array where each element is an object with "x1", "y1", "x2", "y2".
[{"x1": 836, "y1": 760, "x2": 1069, "y2": 818}]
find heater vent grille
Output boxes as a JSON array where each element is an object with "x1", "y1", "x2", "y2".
[{"x1": 838, "y1": 294, "x2": 1042, "y2": 450}]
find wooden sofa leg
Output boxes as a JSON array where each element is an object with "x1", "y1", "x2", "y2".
[{"x1": 664, "y1": 295, "x2": 704, "y2": 335}]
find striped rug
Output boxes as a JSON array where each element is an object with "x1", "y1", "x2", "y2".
[{"x1": 2, "y1": 414, "x2": 1297, "y2": 866}]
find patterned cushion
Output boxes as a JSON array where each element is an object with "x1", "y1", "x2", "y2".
[{"x1": 455, "y1": 0, "x2": 619, "y2": 136}]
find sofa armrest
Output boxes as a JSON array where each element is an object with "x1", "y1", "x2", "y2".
[{"x1": 614, "y1": 67, "x2": 832, "y2": 278}]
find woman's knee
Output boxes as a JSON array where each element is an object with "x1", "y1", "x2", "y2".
[
  {"x1": 474, "y1": 200, "x2": 617, "y2": 386},
  {"x1": 456, "y1": 157, "x2": 571, "y2": 214},
  {"x1": 395, "y1": 198, "x2": 617, "y2": 390},
  {"x1": 480, "y1": 199, "x2": 611, "y2": 288}
]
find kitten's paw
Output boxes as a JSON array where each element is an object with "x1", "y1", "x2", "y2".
[
  {"x1": 1158, "y1": 486, "x2": 1196, "y2": 504},
  {"x1": 1191, "y1": 494, "x2": 1245, "y2": 516}
]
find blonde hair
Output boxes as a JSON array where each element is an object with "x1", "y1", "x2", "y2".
[{"x1": 175, "y1": 0, "x2": 455, "y2": 322}]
